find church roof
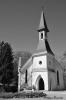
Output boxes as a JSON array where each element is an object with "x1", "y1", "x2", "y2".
[
  {"x1": 20, "y1": 57, "x2": 32, "y2": 73},
  {"x1": 34, "y1": 39, "x2": 54, "y2": 55},
  {"x1": 38, "y1": 10, "x2": 49, "y2": 32}
]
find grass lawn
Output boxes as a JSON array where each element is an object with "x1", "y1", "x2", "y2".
[{"x1": 0, "y1": 91, "x2": 66, "y2": 100}]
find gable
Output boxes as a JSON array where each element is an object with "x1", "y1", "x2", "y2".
[{"x1": 20, "y1": 57, "x2": 32, "y2": 73}]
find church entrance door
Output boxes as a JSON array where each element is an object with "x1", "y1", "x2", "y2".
[{"x1": 38, "y1": 78, "x2": 44, "y2": 90}]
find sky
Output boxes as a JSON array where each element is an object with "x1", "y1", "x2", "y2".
[{"x1": 0, "y1": 0, "x2": 66, "y2": 57}]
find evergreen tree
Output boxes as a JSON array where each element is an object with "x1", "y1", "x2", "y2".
[{"x1": 0, "y1": 41, "x2": 14, "y2": 86}]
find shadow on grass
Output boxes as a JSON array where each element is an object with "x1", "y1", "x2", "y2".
[{"x1": 0, "y1": 91, "x2": 47, "y2": 99}]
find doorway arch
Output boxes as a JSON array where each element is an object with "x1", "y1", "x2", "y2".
[{"x1": 38, "y1": 77, "x2": 44, "y2": 90}]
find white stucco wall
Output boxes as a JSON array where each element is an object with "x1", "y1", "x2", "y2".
[
  {"x1": 47, "y1": 54, "x2": 57, "y2": 90},
  {"x1": 33, "y1": 55, "x2": 47, "y2": 69},
  {"x1": 55, "y1": 60, "x2": 64, "y2": 89},
  {"x1": 47, "y1": 53, "x2": 64, "y2": 90},
  {"x1": 32, "y1": 54, "x2": 49, "y2": 90},
  {"x1": 20, "y1": 73, "x2": 25, "y2": 86},
  {"x1": 20, "y1": 64, "x2": 32, "y2": 87},
  {"x1": 32, "y1": 71, "x2": 48, "y2": 90},
  {"x1": 48, "y1": 71, "x2": 57, "y2": 90},
  {"x1": 27, "y1": 65, "x2": 32, "y2": 87},
  {"x1": 47, "y1": 54, "x2": 55, "y2": 70}
]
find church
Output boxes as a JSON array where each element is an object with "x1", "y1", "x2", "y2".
[{"x1": 18, "y1": 10, "x2": 64, "y2": 91}]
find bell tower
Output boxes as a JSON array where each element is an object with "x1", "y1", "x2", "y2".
[
  {"x1": 38, "y1": 10, "x2": 49, "y2": 41},
  {"x1": 35, "y1": 10, "x2": 54, "y2": 55}
]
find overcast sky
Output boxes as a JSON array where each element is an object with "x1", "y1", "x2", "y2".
[{"x1": 0, "y1": 0, "x2": 66, "y2": 57}]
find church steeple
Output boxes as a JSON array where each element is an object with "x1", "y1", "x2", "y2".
[
  {"x1": 36, "y1": 10, "x2": 54, "y2": 55},
  {"x1": 38, "y1": 10, "x2": 49, "y2": 33},
  {"x1": 37, "y1": 10, "x2": 49, "y2": 40}
]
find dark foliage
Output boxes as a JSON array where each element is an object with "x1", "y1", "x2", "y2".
[
  {"x1": 0, "y1": 41, "x2": 14, "y2": 86},
  {"x1": 14, "y1": 51, "x2": 31, "y2": 67},
  {"x1": 0, "y1": 41, "x2": 32, "y2": 92}
]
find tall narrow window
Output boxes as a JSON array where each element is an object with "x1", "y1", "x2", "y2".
[
  {"x1": 25, "y1": 70, "x2": 27, "y2": 83},
  {"x1": 41, "y1": 33, "x2": 43, "y2": 39},
  {"x1": 57, "y1": 71, "x2": 59, "y2": 85}
]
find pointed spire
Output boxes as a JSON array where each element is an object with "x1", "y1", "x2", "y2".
[
  {"x1": 34, "y1": 9, "x2": 54, "y2": 56},
  {"x1": 38, "y1": 10, "x2": 49, "y2": 32}
]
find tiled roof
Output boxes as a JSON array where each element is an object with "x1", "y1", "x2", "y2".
[
  {"x1": 34, "y1": 39, "x2": 54, "y2": 56},
  {"x1": 38, "y1": 10, "x2": 49, "y2": 32},
  {"x1": 20, "y1": 57, "x2": 32, "y2": 73}
]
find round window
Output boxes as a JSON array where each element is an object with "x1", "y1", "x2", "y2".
[{"x1": 39, "y1": 61, "x2": 42, "y2": 65}]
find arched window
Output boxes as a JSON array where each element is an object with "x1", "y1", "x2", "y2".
[
  {"x1": 41, "y1": 33, "x2": 43, "y2": 39},
  {"x1": 57, "y1": 71, "x2": 59, "y2": 85},
  {"x1": 39, "y1": 77, "x2": 44, "y2": 90},
  {"x1": 25, "y1": 70, "x2": 27, "y2": 83}
]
